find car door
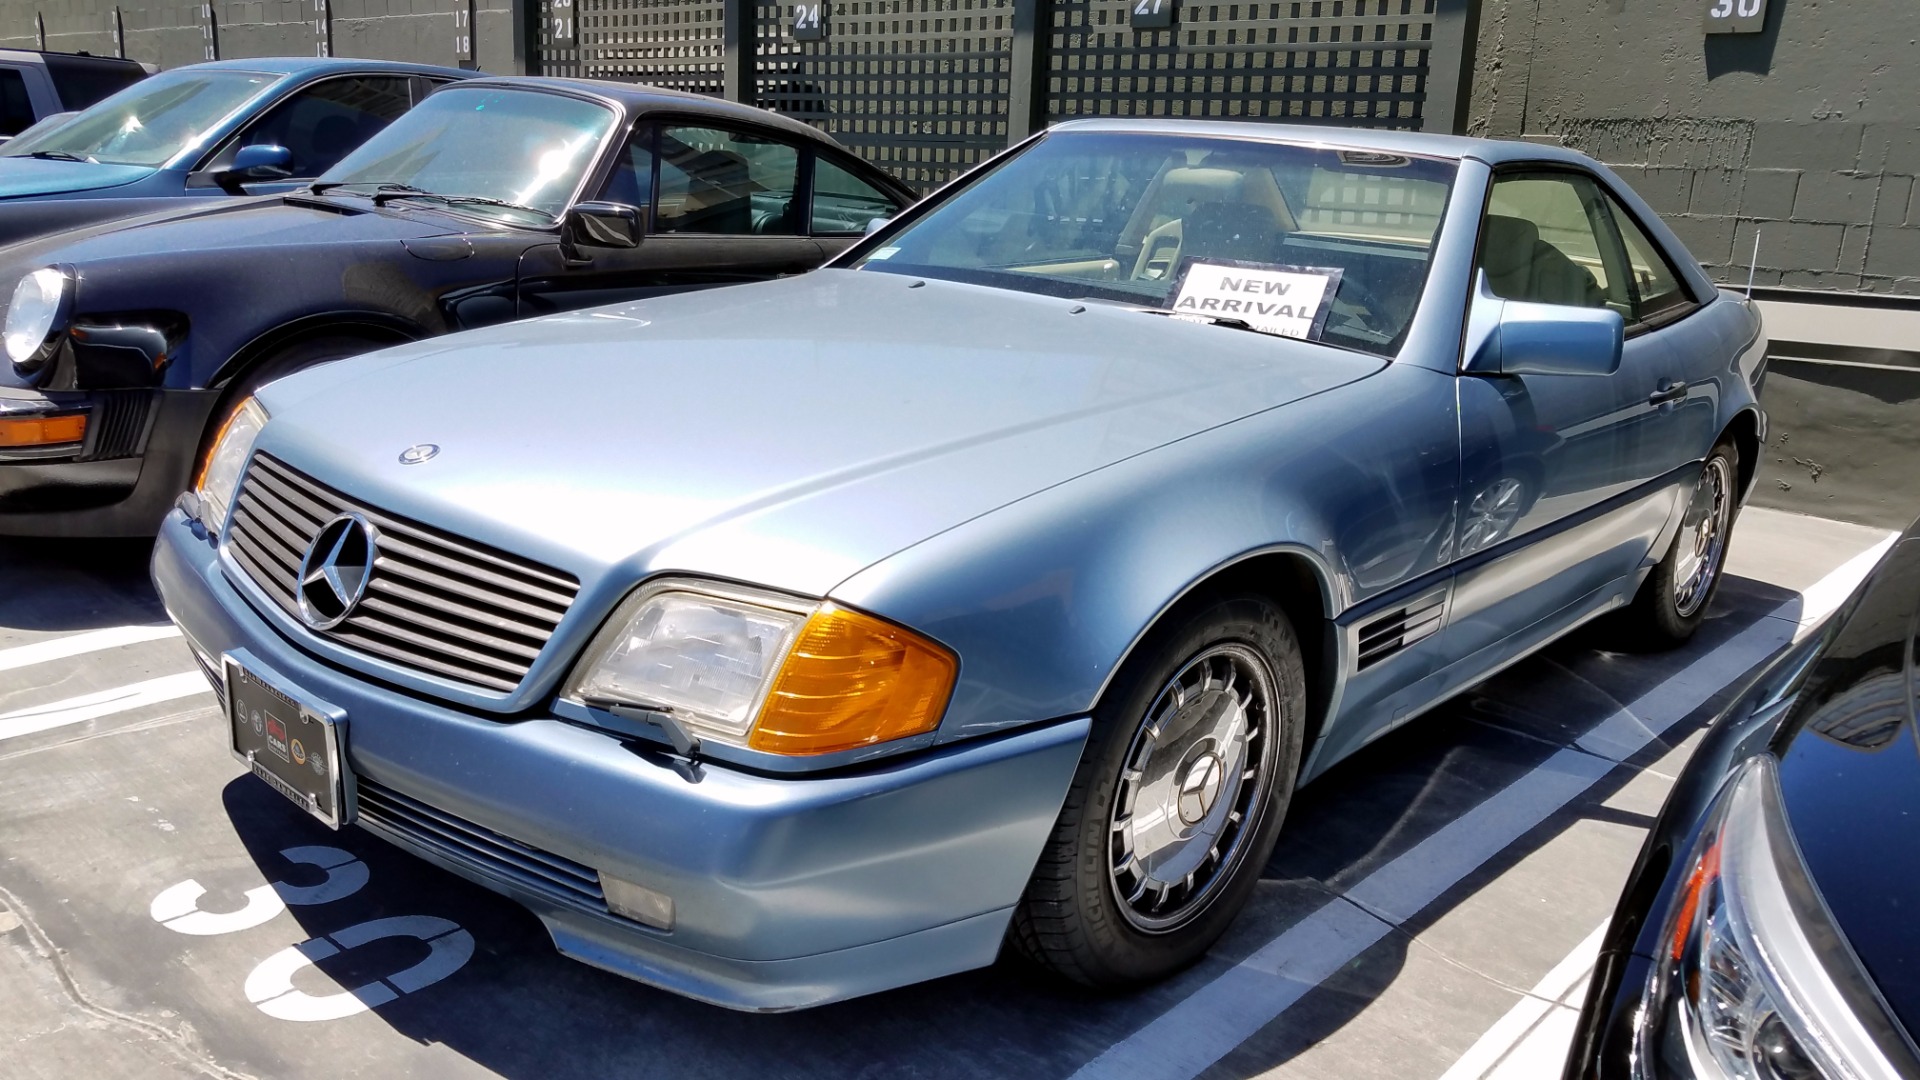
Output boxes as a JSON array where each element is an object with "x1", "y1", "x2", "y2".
[
  {"x1": 1447, "y1": 168, "x2": 1684, "y2": 661},
  {"x1": 1593, "y1": 189, "x2": 1719, "y2": 480},
  {"x1": 516, "y1": 118, "x2": 825, "y2": 316},
  {"x1": 189, "y1": 74, "x2": 421, "y2": 196}
]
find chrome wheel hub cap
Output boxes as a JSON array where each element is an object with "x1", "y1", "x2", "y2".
[
  {"x1": 1109, "y1": 644, "x2": 1277, "y2": 933},
  {"x1": 1674, "y1": 456, "x2": 1733, "y2": 618}
]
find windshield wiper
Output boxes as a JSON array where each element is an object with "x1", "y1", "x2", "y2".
[
  {"x1": 377, "y1": 191, "x2": 556, "y2": 220},
  {"x1": 1125, "y1": 306, "x2": 1286, "y2": 338},
  {"x1": 309, "y1": 180, "x2": 427, "y2": 198},
  {"x1": 28, "y1": 150, "x2": 93, "y2": 163}
]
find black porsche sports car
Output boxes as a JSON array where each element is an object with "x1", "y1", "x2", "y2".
[
  {"x1": 0, "y1": 76, "x2": 915, "y2": 536},
  {"x1": 1566, "y1": 519, "x2": 1920, "y2": 1078}
]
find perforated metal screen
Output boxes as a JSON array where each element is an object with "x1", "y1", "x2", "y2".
[
  {"x1": 534, "y1": 0, "x2": 1449, "y2": 189},
  {"x1": 1048, "y1": 0, "x2": 1434, "y2": 125},
  {"x1": 754, "y1": 0, "x2": 1015, "y2": 190}
]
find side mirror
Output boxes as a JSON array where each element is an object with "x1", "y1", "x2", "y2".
[
  {"x1": 563, "y1": 200, "x2": 643, "y2": 250},
  {"x1": 216, "y1": 144, "x2": 293, "y2": 189},
  {"x1": 864, "y1": 216, "x2": 892, "y2": 235},
  {"x1": 1462, "y1": 272, "x2": 1623, "y2": 377}
]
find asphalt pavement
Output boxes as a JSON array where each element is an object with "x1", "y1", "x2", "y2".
[{"x1": 0, "y1": 507, "x2": 1895, "y2": 1080}]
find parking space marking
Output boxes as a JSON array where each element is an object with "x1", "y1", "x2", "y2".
[
  {"x1": 0, "y1": 625, "x2": 182, "y2": 673},
  {"x1": 1070, "y1": 539, "x2": 1894, "y2": 1080},
  {"x1": 244, "y1": 916, "x2": 475, "y2": 1023},
  {"x1": 1436, "y1": 922, "x2": 1606, "y2": 1080},
  {"x1": 0, "y1": 671, "x2": 209, "y2": 743},
  {"x1": 150, "y1": 847, "x2": 369, "y2": 936}
]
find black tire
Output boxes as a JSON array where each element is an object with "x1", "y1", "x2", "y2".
[
  {"x1": 1613, "y1": 440, "x2": 1740, "y2": 650},
  {"x1": 194, "y1": 336, "x2": 376, "y2": 476},
  {"x1": 1010, "y1": 592, "x2": 1308, "y2": 988}
]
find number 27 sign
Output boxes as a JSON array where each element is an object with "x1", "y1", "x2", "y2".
[{"x1": 1703, "y1": 0, "x2": 1765, "y2": 34}]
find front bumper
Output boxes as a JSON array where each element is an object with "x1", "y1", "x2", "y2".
[
  {"x1": 153, "y1": 510, "x2": 1090, "y2": 1011},
  {"x1": 0, "y1": 384, "x2": 218, "y2": 536}
]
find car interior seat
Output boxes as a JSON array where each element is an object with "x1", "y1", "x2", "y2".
[{"x1": 1479, "y1": 214, "x2": 1606, "y2": 307}]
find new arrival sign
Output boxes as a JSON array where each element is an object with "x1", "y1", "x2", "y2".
[{"x1": 1169, "y1": 260, "x2": 1344, "y2": 340}]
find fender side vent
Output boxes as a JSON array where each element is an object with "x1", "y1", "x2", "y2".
[{"x1": 1355, "y1": 591, "x2": 1446, "y2": 671}]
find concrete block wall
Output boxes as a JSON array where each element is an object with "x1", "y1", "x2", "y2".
[
  {"x1": 1, "y1": 0, "x2": 521, "y2": 76},
  {"x1": 1471, "y1": 0, "x2": 1920, "y2": 297}
]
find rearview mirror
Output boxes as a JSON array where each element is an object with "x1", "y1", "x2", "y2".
[
  {"x1": 564, "y1": 201, "x2": 643, "y2": 250},
  {"x1": 1462, "y1": 273, "x2": 1623, "y2": 378},
  {"x1": 864, "y1": 216, "x2": 892, "y2": 235}
]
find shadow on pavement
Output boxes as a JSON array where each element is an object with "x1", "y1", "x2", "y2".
[{"x1": 0, "y1": 537, "x2": 168, "y2": 632}]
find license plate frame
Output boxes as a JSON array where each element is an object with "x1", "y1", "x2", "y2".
[{"x1": 224, "y1": 654, "x2": 350, "y2": 830}]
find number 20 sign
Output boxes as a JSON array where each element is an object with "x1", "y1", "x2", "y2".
[
  {"x1": 793, "y1": 2, "x2": 825, "y2": 40},
  {"x1": 1703, "y1": 0, "x2": 1765, "y2": 34}
]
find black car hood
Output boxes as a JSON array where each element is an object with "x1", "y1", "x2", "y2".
[
  {"x1": 7, "y1": 196, "x2": 473, "y2": 268},
  {"x1": 1776, "y1": 677, "x2": 1920, "y2": 1036}
]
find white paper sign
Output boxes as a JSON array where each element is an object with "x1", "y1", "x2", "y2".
[{"x1": 1169, "y1": 261, "x2": 1343, "y2": 340}]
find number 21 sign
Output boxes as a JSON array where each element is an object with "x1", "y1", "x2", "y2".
[{"x1": 1704, "y1": 0, "x2": 1766, "y2": 34}]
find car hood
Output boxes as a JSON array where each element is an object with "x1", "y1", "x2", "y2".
[
  {"x1": 26, "y1": 196, "x2": 469, "y2": 263},
  {"x1": 0, "y1": 157, "x2": 154, "y2": 198},
  {"x1": 1776, "y1": 683, "x2": 1920, "y2": 1039},
  {"x1": 255, "y1": 270, "x2": 1385, "y2": 596}
]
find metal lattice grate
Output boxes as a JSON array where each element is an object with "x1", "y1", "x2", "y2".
[
  {"x1": 753, "y1": 0, "x2": 1015, "y2": 191},
  {"x1": 581, "y1": 0, "x2": 728, "y2": 93},
  {"x1": 1046, "y1": 0, "x2": 1435, "y2": 127}
]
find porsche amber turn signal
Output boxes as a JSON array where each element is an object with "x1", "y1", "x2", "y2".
[
  {"x1": 0, "y1": 413, "x2": 86, "y2": 448},
  {"x1": 750, "y1": 604, "x2": 957, "y2": 756}
]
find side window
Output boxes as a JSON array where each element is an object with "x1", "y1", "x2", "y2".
[
  {"x1": 655, "y1": 125, "x2": 800, "y2": 236},
  {"x1": 595, "y1": 124, "x2": 655, "y2": 215},
  {"x1": 811, "y1": 156, "x2": 898, "y2": 235},
  {"x1": 1479, "y1": 173, "x2": 1624, "y2": 312},
  {"x1": 1605, "y1": 197, "x2": 1696, "y2": 325},
  {"x1": 0, "y1": 69, "x2": 34, "y2": 138},
  {"x1": 227, "y1": 76, "x2": 414, "y2": 179}
]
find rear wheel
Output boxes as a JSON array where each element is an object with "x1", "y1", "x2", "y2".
[
  {"x1": 1613, "y1": 440, "x2": 1739, "y2": 649},
  {"x1": 1010, "y1": 593, "x2": 1307, "y2": 987}
]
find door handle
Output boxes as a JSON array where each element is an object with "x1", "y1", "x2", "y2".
[{"x1": 1648, "y1": 379, "x2": 1689, "y2": 405}]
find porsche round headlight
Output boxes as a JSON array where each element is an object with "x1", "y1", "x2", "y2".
[
  {"x1": 195, "y1": 397, "x2": 268, "y2": 531},
  {"x1": 4, "y1": 268, "x2": 69, "y2": 372},
  {"x1": 567, "y1": 581, "x2": 957, "y2": 756}
]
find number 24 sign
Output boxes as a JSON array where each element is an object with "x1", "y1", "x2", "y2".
[
  {"x1": 1703, "y1": 0, "x2": 1765, "y2": 34},
  {"x1": 793, "y1": 2, "x2": 825, "y2": 40}
]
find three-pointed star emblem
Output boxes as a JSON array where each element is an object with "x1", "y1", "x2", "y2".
[{"x1": 296, "y1": 514, "x2": 376, "y2": 630}]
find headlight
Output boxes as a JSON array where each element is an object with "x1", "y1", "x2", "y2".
[
  {"x1": 4, "y1": 268, "x2": 69, "y2": 372},
  {"x1": 567, "y1": 581, "x2": 957, "y2": 756},
  {"x1": 1638, "y1": 755, "x2": 1915, "y2": 1080},
  {"x1": 194, "y1": 397, "x2": 268, "y2": 531}
]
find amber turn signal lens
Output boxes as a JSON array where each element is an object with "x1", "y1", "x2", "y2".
[
  {"x1": 749, "y1": 604, "x2": 957, "y2": 755},
  {"x1": 0, "y1": 413, "x2": 85, "y2": 448}
]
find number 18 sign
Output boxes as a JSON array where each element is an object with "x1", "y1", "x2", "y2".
[{"x1": 1703, "y1": 0, "x2": 1765, "y2": 34}]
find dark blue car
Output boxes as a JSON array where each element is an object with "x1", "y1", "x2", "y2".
[{"x1": 0, "y1": 57, "x2": 473, "y2": 243}]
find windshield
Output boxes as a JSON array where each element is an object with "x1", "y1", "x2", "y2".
[
  {"x1": 855, "y1": 132, "x2": 1457, "y2": 355},
  {"x1": 1, "y1": 69, "x2": 273, "y2": 167},
  {"x1": 316, "y1": 87, "x2": 616, "y2": 224}
]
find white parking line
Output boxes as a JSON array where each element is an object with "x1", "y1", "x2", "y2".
[
  {"x1": 0, "y1": 672, "x2": 211, "y2": 743},
  {"x1": 1071, "y1": 535, "x2": 1897, "y2": 1080},
  {"x1": 0, "y1": 625, "x2": 183, "y2": 673},
  {"x1": 1437, "y1": 922, "x2": 1606, "y2": 1080}
]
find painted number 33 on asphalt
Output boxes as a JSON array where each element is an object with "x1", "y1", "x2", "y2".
[{"x1": 148, "y1": 845, "x2": 474, "y2": 1022}]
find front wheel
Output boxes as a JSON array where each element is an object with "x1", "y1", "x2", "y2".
[
  {"x1": 1613, "y1": 440, "x2": 1739, "y2": 649},
  {"x1": 1010, "y1": 593, "x2": 1307, "y2": 987}
]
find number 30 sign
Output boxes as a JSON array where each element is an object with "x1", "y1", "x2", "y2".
[{"x1": 1704, "y1": 0, "x2": 1766, "y2": 34}]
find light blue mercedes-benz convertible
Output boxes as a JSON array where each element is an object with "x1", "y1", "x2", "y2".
[{"x1": 150, "y1": 119, "x2": 1765, "y2": 1010}]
